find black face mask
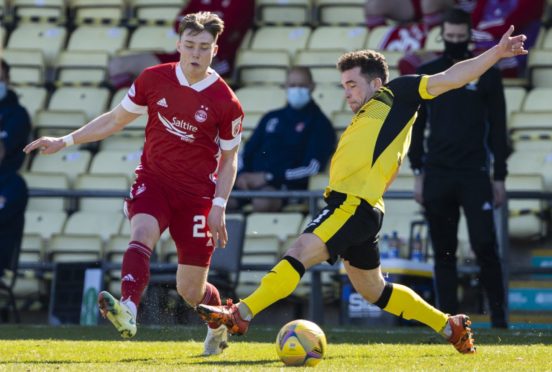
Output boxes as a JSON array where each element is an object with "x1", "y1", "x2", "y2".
[{"x1": 443, "y1": 40, "x2": 470, "y2": 60}]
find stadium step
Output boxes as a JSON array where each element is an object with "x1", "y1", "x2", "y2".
[
  {"x1": 509, "y1": 280, "x2": 552, "y2": 311},
  {"x1": 470, "y1": 312, "x2": 552, "y2": 330}
]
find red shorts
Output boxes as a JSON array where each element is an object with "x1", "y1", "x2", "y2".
[{"x1": 124, "y1": 174, "x2": 214, "y2": 267}]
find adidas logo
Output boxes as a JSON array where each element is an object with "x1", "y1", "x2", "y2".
[
  {"x1": 122, "y1": 274, "x2": 136, "y2": 282},
  {"x1": 157, "y1": 98, "x2": 168, "y2": 108},
  {"x1": 482, "y1": 202, "x2": 493, "y2": 211}
]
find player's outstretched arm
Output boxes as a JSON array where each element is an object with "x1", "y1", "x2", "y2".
[
  {"x1": 426, "y1": 25, "x2": 527, "y2": 97},
  {"x1": 23, "y1": 104, "x2": 141, "y2": 155}
]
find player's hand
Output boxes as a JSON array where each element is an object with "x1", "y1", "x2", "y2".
[
  {"x1": 492, "y1": 180, "x2": 506, "y2": 208},
  {"x1": 497, "y1": 25, "x2": 527, "y2": 59},
  {"x1": 23, "y1": 136, "x2": 65, "y2": 155},
  {"x1": 208, "y1": 205, "x2": 228, "y2": 248},
  {"x1": 414, "y1": 174, "x2": 424, "y2": 205}
]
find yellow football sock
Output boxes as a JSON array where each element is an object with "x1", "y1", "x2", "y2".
[
  {"x1": 382, "y1": 283, "x2": 448, "y2": 332},
  {"x1": 241, "y1": 258, "x2": 303, "y2": 317}
]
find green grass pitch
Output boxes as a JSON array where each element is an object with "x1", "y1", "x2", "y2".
[{"x1": 1, "y1": 325, "x2": 551, "y2": 371}]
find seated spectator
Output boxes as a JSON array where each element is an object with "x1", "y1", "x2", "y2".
[
  {"x1": 399, "y1": 0, "x2": 545, "y2": 77},
  {"x1": 109, "y1": 0, "x2": 254, "y2": 88},
  {"x1": 234, "y1": 67, "x2": 337, "y2": 212},
  {"x1": 0, "y1": 59, "x2": 31, "y2": 278}
]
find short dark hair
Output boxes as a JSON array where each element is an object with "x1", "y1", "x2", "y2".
[
  {"x1": 178, "y1": 11, "x2": 224, "y2": 40},
  {"x1": 0, "y1": 59, "x2": 10, "y2": 82},
  {"x1": 442, "y1": 8, "x2": 472, "y2": 29},
  {"x1": 336, "y1": 50, "x2": 389, "y2": 84},
  {"x1": 287, "y1": 66, "x2": 313, "y2": 84}
]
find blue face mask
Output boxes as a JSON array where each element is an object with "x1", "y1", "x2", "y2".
[
  {"x1": 287, "y1": 87, "x2": 311, "y2": 110},
  {"x1": 0, "y1": 82, "x2": 7, "y2": 101}
]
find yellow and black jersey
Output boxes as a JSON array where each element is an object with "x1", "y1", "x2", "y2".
[{"x1": 326, "y1": 75, "x2": 435, "y2": 212}]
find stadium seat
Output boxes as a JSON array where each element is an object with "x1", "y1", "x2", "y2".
[
  {"x1": 386, "y1": 174, "x2": 415, "y2": 192},
  {"x1": 424, "y1": 26, "x2": 444, "y2": 51},
  {"x1": 105, "y1": 234, "x2": 130, "y2": 264},
  {"x1": 55, "y1": 50, "x2": 109, "y2": 84},
  {"x1": 364, "y1": 25, "x2": 393, "y2": 50},
  {"x1": 235, "y1": 49, "x2": 290, "y2": 86},
  {"x1": 294, "y1": 49, "x2": 343, "y2": 85},
  {"x1": 74, "y1": 174, "x2": 128, "y2": 212},
  {"x1": 34, "y1": 109, "x2": 88, "y2": 137},
  {"x1": 21, "y1": 172, "x2": 69, "y2": 212},
  {"x1": 70, "y1": 0, "x2": 125, "y2": 24},
  {"x1": 48, "y1": 86, "x2": 110, "y2": 121},
  {"x1": 522, "y1": 88, "x2": 552, "y2": 111},
  {"x1": 88, "y1": 150, "x2": 141, "y2": 181},
  {"x1": 511, "y1": 132, "x2": 552, "y2": 153},
  {"x1": 250, "y1": 26, "x2": 311, "y2": 56},
  {"x1": 316, "y1": 0, "x2": 365, "y2": 26},
  {"x1": 528, "y1": 50, "x2": 552, "y2": 88},
  {"x1": 0, "y1": 25, "x2": 5, "y2": 47},
  {"x1": 506, "y1": 174, "x2": 547, "y2": 239},
  {"x1": 131, "y1": 0, "x2": 182, "y2": 22},
  {"x1": 308, "y1": 173, "x2": 329, "y2": 191},
  {"x1": 100, "y1": 134, "x2": 145, "y2": 151},
  {"x1": 241, "y1": 111, "x2": 264, "y2": 132},
  {"x1": 63, "y1": 211, "x2": 124, "y2": 240},
  {"x1": 67, "y1": 26, "x2": 128, "y2": 55},
  {"x1": 20, "y1": 234, "x2": 44, "y2": 263},
  {"x1": 312, "y1": 84, "x2": 345, "y2": 118},
  {"x1": 24, "y1": 210, "x2": 67, "y2": 239},
  {"x1": 46, "y1": 234, "x2": 103, "y2": 262},
  {"x1": 541, "y1": 26, "x2": 552, "y2": 49},
  {"x1": 504, "y1": 87, "x2": 527, "y2": 119},
  {"x1": 508, "y1": 111, "x2": 552, "y2": 135},
  {"x1": 12, "y1": 86, "x2": 48, "y2": 121},
  {"x1": 331, "y1": 110, "x2": 352, "y2": 131},
  {"x1": 243, "y1": 236, "x2": 280, "y2": 257},
  {"x1": 245, "y1": 212, "x2": 304, "y2": 241},
  {"x1": 2, "y1": 49, "x2": 45, "y2": 85},
  {"x1": 508, "y1": 150, "x2": 547, "y2": 175},
  {"x1": 30, "y1": 149, "x2": 92, "y2": 183},
  {"x1": 308, "y1": 26, "x2": 368, "y2": 51},
  {"x1": 128, "y1": 25, "x2": 179, "y2": 53},
  {"x1": 7, "y1": 23, "x2": 67, "y2": 67},
  {"x1": 110, "y1": 87, "x2": 150, "y2": 130},
  {"x1": 256, "y1": 0, "x2": 311, "y2": 25},
  {"x1": 12, "y1": 0, "x2": 65, "y2": 22},
  {"x1": 234, "y1": 85, "x2": 286, "y2": 114}
]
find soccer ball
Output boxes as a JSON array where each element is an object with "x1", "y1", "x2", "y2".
[{"x1": 275, "y1": 319, "x2": 327, "y2": 367}]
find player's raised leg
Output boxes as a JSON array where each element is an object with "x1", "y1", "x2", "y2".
[
  {"x1": 197, "y1": 233, "x2": 328, "y2": 335},
  {"x1": 98, "y1": 213, "x2": 160, "y2": 338},
  {"x1": 344, "y1": 261, "x2": 475, "y2": 354}
]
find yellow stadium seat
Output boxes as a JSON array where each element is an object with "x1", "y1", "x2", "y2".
[
  {"x1": 509, "y1": 111, "x2": 552, "y2": 134},
  {"x1": 131, "y1": 1, "x2": 181, "y2": 22},
  {"x1": 67, "y1": 26, "x2": 128, "y2": 55},
  {"x1": 7, "y1": 24, "x2": 67, "y2": 67},
  {"x1": 105, "y1": 234, "x2": 131, "y2": 264},
  {"x1": 523, "y1": 88, "x2": 552, "y2": 111},
  {"x1": 245, "y1": 212, "x2": 304, "y2": 241},
  {"x1": 312, "y1": 84, "x2": 345, "y2": 117},
  {"x1": 111, "y1": 86, "x2": 150, "y2": 130},
  {"x1": 364, "y1": 25, "x2": 393, "y2": 50},
  {"x1": 528, "y1": 50, "x2": 552, "y2": 87},
  {"x1": 235, "y1": 49, "x2": 290, "y2": 86},
  {"x1": 504, "y1": 87, "x2": 527, "y2": 119},
  {"x1": 331, "y1": 110, "x2": 352, "y2": 130},
  {"x1": 30, "y1": 149, "x2": 92, "y2": 183},
  {"x1": 12, "y1": 0, "x2": 65, "y2": 21},
  {"x1": 316, "y1": 0, "x2": 365, "y2": 26},
  {"x1": 243, "y1": 236, "x2": 280, "y2": 255},
  {"x1": 74, "y1": 174, "x2": 128, "y2": 212},
  {"x1": 386, "y1": 174, "x2": 415, "y2": 191},
  {"x1": 250, "y1": 26, "x2": 311, "y2": 56},
  {"x1": 46, "y1": 234, "x2": 103, "y2": 262},
  {"x1": 21, "y1": 234, "x2": 44, "y2": 263},
  {"x1": 294, "y1": 49, "x2": 342, "y2": 85},
  {"x1": 308, "y1": 173, "x2": 329, "y2": 191},
  {"x1": 100, "y1": 134, "x2": 145, "y2": 151},
  {"x1": 241, "y1": 111, "x2": 263, "y2": 132},
  {"x1": 34, "y1": 109, "x2": 88, "y2": 137},
  {"x1": 88, "y1": 150, "x2": 142, "y2": 181},
  {"x1": 541, "y1": 27, "x2": 552, "y2": 49},
  {"x1": 48, "y1": 86, "x2": 110, "y2": 120},
  {"x1": 308, "y1": 26, "x2": 368, "y2": 51},
  {"x1": 64, "y1": 211, "x2": 124, "y2": 240},
  {"x1": 55, "y1": 50, "x2": 109, "y2": 84},
  {"x1": 0, "y1": 25, "x2": 6, "y2": 47},
  {"x1": 2, "y1": 49, "x2": 45, "y2": 85},
  {"x1": 13, "y1": 86, "x2": 48, "y2": 121},
  {"x1": 24, "y1": 211, "x2": 67, "y2": 239},
  {"x1": 234, "y1": 85, "x2": 286, "y2": 113},
  {"x1": 508, "y1": 150, "x2": 547, "y2": 175},
  {"x1": 256, "y1": 0, "x2": 311, "y2": 25},
  {"x1": 128, "y1": 25, "x2": 179, "y2": 53},
  {"x1": 70, "y1": 0, "x2": 125, "y2": 23},
  {"x1": 22, "y1": 172, "x2": 69, "y2": 212},
  {"x1": 507, "y1": 174, "x2": 547, "y2": 239},
  {"x1": 424, "y1": 26, "x2": 444, "y2": 51}
]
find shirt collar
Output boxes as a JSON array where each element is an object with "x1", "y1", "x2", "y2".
[{"x1": 175, "y1": 63, "x2": 219, "y2": 92}]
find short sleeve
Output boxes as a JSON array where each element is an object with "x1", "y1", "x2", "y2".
[
  {"x1": 386, "y1": 75, "x2": 435, "y2": 103},
  {"x1": 120, "y1": 72, "x2": 148, "y2": 115},
  {"x1": 219, "y1": 97, "x2": 244, "y2": 151}
]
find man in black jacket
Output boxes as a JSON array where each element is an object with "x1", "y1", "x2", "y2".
[
  {"x1": 0, "y1": 59, "x2": 31, "y2": 278},
  {"x1": 408, "y1": 9, "x2": 509, "y2": 328}
]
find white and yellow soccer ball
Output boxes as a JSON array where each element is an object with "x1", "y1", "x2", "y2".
[{"x1": 275, "y1": 319, "x2": 327, "y2": 367}]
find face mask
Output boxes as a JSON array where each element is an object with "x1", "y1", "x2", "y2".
[
  {"x1": 444, "y1": 40, "x2": 469, "y2": 61},
  {"x1": 287, "y1": 87, "x2": 311, "y2": 110},
  {"x1": 0, "y1": 82, "x2": 7, "y2": 101}
]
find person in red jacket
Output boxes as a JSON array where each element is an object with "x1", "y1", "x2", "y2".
[{"x1": 109, "y1": 0, "x2": 254, "y2": 88}]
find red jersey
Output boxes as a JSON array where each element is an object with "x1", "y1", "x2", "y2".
[{"x1": 121, "y1": 62, "x2": 243, "y2": 198}]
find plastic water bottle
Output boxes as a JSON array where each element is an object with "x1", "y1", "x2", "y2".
[
  {"x1": 379, "y1": 234, "x2": 390, "y2": 259},
  {"x1": 411, "y1": 233, "x2": 424, "y2": 262},
  {"x1": 389, "y1": 231, "x2": 400, "y2": 258}
]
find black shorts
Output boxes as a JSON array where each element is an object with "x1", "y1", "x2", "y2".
[{"x1": 303, "y1": 191, "x2": 383, "y2": 270}]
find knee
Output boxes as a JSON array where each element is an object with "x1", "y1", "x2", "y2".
[{"x1": 176, "y1": 284, "x2": 203, "y2": 306}]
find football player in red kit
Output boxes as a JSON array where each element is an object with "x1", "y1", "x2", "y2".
[{"x1": 24, "y1": 11, "x2": 243, "y2": 356}]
